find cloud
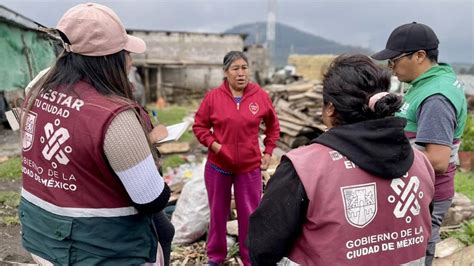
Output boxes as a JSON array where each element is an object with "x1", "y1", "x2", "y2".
[{"x1": 1, "y1": 0, "x2": 472, "y2": 63}]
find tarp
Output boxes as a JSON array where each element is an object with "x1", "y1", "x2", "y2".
[{"x1": 0, "y1": 21, "x2": 56, "y2": 92}]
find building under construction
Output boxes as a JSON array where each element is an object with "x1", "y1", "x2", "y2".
[{"x1": 127, "y1": 29, "x2": 247, "y2": 103}]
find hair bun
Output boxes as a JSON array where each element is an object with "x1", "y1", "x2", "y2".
[{"x1": 368, "y1": 92, "x2": 390, "y2": 112}]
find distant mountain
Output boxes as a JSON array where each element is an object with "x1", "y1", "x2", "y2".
[{"x1": 225, "y1": 22, "x2": 373, "y2": 67}]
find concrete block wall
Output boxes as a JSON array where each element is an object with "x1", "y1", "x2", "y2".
[
  {"x1": 162, "y1": 66, "x2": 224, "y2": 91},
  {"x1": 128, "y1": 30, "x2": 245, "y2": 64}
]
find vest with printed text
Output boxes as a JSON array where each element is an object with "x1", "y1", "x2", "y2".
[
  {"x1": 286, "y1": 144, "x2": 435, "y2": 266},
  {"x1": 20, "y1": 81, "x2": 157, "y2": 265}
]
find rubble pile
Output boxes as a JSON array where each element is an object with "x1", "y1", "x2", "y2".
[
  {"x1": 170, "y1": 241, "x2": 208, "y2": 265},
  {"x1": 265, "y1": 80, "x2": 326, "y2": 150}
]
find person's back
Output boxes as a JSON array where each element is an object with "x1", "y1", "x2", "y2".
[
  {"x1": 285, "y1": 143, "x2": 434, "y2": 265},
  {"x1": 19, "y1": 3, "x2": 170, "y2": 265},
  {"x1": 21, "y1": 82, "x2": 159, "y2": 264},
  {"x1": 247, "y1": 55, "x2": 435, "y2": 265}
]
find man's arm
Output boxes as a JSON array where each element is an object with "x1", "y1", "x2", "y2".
[{"x1": 422, "y1": 144, "x2": 452, "y2": 174}]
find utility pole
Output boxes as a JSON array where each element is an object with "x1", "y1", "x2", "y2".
[{"x1": 266, "y1": 0, "x2": 277, "y2": 76}]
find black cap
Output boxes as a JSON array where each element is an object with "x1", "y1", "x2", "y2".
[{"x1": 371, "y1": 22, "x2": 439, "y2": 60}]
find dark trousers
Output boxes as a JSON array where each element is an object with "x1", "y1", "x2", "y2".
[
  {"x1": 153, "y1": 211, "x2": 175, "y2": 266},
  {"x1": 425, "y1": 198, "x2": 452, "y2": 266}
]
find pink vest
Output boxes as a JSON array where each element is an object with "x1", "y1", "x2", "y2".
[
  {"x1": 22, "y1": 81, "x2": 137, "y2": 210},
  {"x1": 286, "y1": 144, "x2": 435, "y2": 265}
]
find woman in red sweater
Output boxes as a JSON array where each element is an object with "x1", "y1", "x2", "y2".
[{"x1": 193, "y1": 51, "x2": 280, "y2": 266}]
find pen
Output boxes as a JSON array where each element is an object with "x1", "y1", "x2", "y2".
[{"x1": 152, "y1": 110, "x2": 159, "y2": 125}]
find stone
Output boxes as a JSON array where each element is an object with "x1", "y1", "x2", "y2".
[
  {"x1": 442, "y1": 193, "x2": 474, "y2": 226},
  {"x1": 435, "y1": 237, "x2": 466, "y2": 258},
  {"x1": 226, "y1": 220, "x2": 239, "y2": 236},
  {"x1": 434, "y1": 245, "x2": 474, "y2": 266}
]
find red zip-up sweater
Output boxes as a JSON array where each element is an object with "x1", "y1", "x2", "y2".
[{"x1": 193, "y1": 80, "x2": 280, "y2": 174}]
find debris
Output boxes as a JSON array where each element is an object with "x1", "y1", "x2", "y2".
[
  {"x1": 156, "y1": 97, "x2": 167, "y2": 109},
  {"x1": 171, "y1": 161, "x2": 210, "y2": 245},
  {"x1": 170, "y1": 241, "x2": 207, "y2": 265}
]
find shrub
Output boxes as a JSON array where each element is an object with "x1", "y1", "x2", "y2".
[
  {"x1": 460, "y1": 114, "x2": 474, "y2": 151},
  {"x1": 450, "y1": 218, "x2": 474, "y2": 245}
]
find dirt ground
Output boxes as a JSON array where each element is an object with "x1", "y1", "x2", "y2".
[
  {"x1": 0, "y1": 181, "x2": 32, "y2": 264},
  {"x1": 0, "y1": 127, "x2": 31, "y2": 263},
  {"x1": 0, "y1": 225, "x2": 32, "y2": 264},
  {"x1": 0, "y1": 127, "x2": 473, "y2": 265}
]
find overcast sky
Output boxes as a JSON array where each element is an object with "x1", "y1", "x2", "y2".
[{"x1": 2, "y1": 0, "x2": 473, "y2": 64}]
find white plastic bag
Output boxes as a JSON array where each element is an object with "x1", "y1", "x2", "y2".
[{"x1": 171, "y1": 160, "x2": 210, "y2": 244}]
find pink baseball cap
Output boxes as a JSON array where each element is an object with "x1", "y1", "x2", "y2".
[{"x1": 56, "y1": 2, "x2": 146, "y2": 56}]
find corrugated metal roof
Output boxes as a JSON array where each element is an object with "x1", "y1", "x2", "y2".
[
  {"x1": 127, "y1": 28, "x2": 247, "y2": 40},
  {"x1": 0, "y1": 5, "x2": 44, "y2": 31}
]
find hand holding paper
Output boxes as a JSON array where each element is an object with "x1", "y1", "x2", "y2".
[
  {"x1": 149, "y1": 124, "x2": 168, "y2": 143},
  {"x1": 157, "y1": 121, "x2": 190, "y2": 144}
]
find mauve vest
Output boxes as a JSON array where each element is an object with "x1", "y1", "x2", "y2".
[
  {"x1": 22, "y1": 81, "x2": 137, "y2": 211},
  {"x1": 286, "y1": 144, "x2": 435, "y2": 265}
]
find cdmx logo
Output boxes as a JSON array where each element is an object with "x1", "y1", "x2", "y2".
[
  {"x1": 388, "y1": 173, "x2": 423, "y2": 224},
  {"x1": 41, "y1": 119, "x2": 72, "y2": 169}
]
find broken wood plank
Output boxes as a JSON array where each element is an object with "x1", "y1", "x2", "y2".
[
  {"x1": 279, "y1": 120, "x2": 306, "y2": 131},
  {"x1": 279, "y1": 126, "x2": 300, "y2": 137},
  {"x1": 158, "y1": 142, "x2": 190, "y2": 154}
]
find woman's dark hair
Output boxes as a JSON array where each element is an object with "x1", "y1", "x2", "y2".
[
  {"x1": 322, "y1": 54, "x2": 403, "y2": 125},
  {"x1": 28, "y1": 50, "x2": 132, "y2": 100},
  {"x1": 223, "y1": 51, "x2": 248, "y2": 71},
  {"x1": 22, "y1": 49, "x2": 162, "y2": 160},
  {"x1": 23, "y1": 49, "x2": 134, "y2": 128},
  {"x1": 22, "y1": 48, "x2": 141, "y2": 141}
]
